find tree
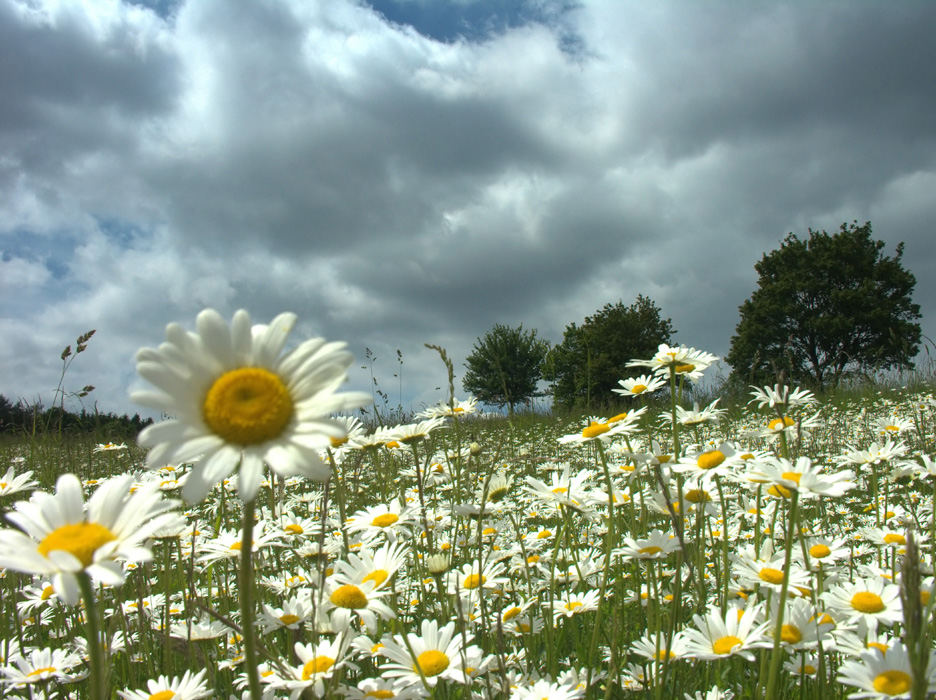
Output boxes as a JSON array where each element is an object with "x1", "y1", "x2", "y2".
[
  {"x1": 462, "y1": 324, "x2": 549, "y2": 415},
  {"x1": 544, "y1": 295, "x2": 675, "y2": 409},
  {"x1": 726, "y1": 221, "x2": 921, "y2": 388}
]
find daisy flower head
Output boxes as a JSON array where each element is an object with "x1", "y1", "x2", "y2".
[
  {"x1": 613, "y1": 373, "x2": 667, "y2": 398},
  {"x1": 117, "y1": 669, "x2": 212, "y2": 700},
  {"x1": 614, "y1": 529, "x2": 681, "y2": 561},
  {"x1": 379, "y1": 619, "x2": 477, "y2": 688},
  {"x1": 749, "y1": 384, "x2": 816, "y2": 411},
  {"x1": 0, "y1": 646, "x2": 83, "y2": 687},
  {"x1": 746, "y1": 456, "x2": 855, "y2": 500},
  {"x1": 822, "y1": 576, "x2": 903, "y2": 636},
  {"x1": 271, "y1": 637, "x2": 351, "y2": 698},
  {"x1": 683, "y1": 601, "x2": 771, "y2": 661},
  {"x1": 628, "y1": 344, "x2": 719, "y2": 380},
  {"x1": 0, "y1": 467, "x2": 38, "y2": 497},
  {"x1": 133, "y1": 309, "x2": 371, "y2": 503},
  {"x1": 0, "y1": 474, "x2": 180, "y2": 605},
  {"x1": 837, "y1": 642, "x2": 936, "y2": 699},
  {"x1": 510, "y1": 678, "x2": 585, "y2": 699}
]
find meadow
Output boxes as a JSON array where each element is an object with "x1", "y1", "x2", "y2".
[{"x1": 2, "y1": 327, "x2": 936, "y2": 700}]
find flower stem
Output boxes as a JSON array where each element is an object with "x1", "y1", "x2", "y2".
[
  {"x1": 239, "y1": 498, "x2": 262, "y2": 700},
  {"x1": 764, "y1": 489, "x2": 799, "y2": 700},
  {"x1": 77, "y1": 571, "x2": 107, "y2": 700}
]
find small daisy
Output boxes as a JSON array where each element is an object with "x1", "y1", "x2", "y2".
[
  {"x1": 613, "y1": 530, "x2": 681, "y2": 561},
  {"x1": 551, "y1": 590, "x2": 601, "y2": 620},
  {"x1": 133, "y1": 308, "x2": 371, "y2": 503},
  {"x1": 324, "y1": 577, "x2": 396, "y2": 633},
  {"x1": 682, "y1": 601, "x2": 771, "y2": 661},
  {"x1": 270, "y1": 637, "x2": 351, "y2": 699},
  {"x1": 0, "y1": 474, "x2": 180, "y2": 605},
  {"x1": 613, "y1": 373, "x2": 667, "y2": 398},
  {"x1": 117, "y1": 669, "x2": 212, "y2": 699},
  {"x1": 0, "y1": 467, "x2": 38, "y2": 497},
  {"x1": 0, "y1": 646, "x2": 83, "y2": 687}
]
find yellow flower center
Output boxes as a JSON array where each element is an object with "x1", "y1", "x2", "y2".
[
  {"x1": 873, "y1": 670, "x2": 912, "y2": 696},
  {"x1": 565, "y1": 601, "x2": 583, "y2": 611},
  {"x1": 330, "y1": 584, "x2": 368, "y2": 609},
  {"x1": 278, "y1": 614, "x2": 300, "y2": 626},
  {"x1": 639, "y1": 546, "x2": 663, "y2": 556},
  {"x1": 769, "y1": 416, "x2": 795, "y2": 431},
  {"x1": 229, "y1": 541, "x2": 242, "y2": 551},
  {"x1": 883, "y1": 533, "x2": 906, "y2": 545},
  {"x1": 781, "y1": 472, "x2": 802, "y2": 485},
  {"x1": 630, "y1": 384, "x2": 647, "y2": 394},
  {"x1": 463, "y1": 573, "x2": 486, "y2": 589},
  {"x1": 330, "y1": 435, "x2": 349, "y2": 448},
  {"x1": 697, "y1": 450, "x2": 726, "y2": 470},
  {"x1": 674, "y1": 363, "x2": 695, "y2": 374},
  {"x1": 27, "y1": 667, "x2": 57, "y2": 678},
  {"x1": 363, "y1": 569, "x2": 389, "y2": 588},
  {"x1": 284, "y1": 524, "x2": 304, "y2": 535},
  {"x1": 301, "y1": 655, "x2": 334, "y2": 679},
  {"x1": 365, "y1": 691, "x2": 396, "y2": 699},
  {"x1": 148, "y1": 691, "x2": 177, "y2": 700},
  {"x1": 536, "y1": 530, "x2": 552, "y2": 539},
  {"x1": 851, "y1": 591, "x2": 885, "y2": 613},
  {"x1": 41, "y1": 585, "x2": 55, "y2": 600},
  {"x1": 527, "y1": 555, "x2": 540, "y2": 564},
  {"x1": 656, "y1": 649, "x2": 675, "y2": 660},
  {"x1": 868, "y1": 642, "x2": 889, "y2": 653},
  {"x1": 503, "y1": 606, "x2": 522, "y2": 621},
  {"x1": 810, "y1": 544, "x2": 831, "y2": 558},
  {"x1": 552, "y1": 487, "x2": 568, "y2": 494},
  {"x1": 768, "y1": 484, "x2": 792, "y2": 499},
  {"x1": 414, "y1": 650, "x2": 449, "y2": 677},
  {"x1": 781, "y1": 624, "x2": 803, "y2": 644},
  {"x1": 38, "y1": 522, "x2": 117, "y2": 567},
  {"x1": 712, "y1": 635, "x2": 742, "y2": 655},
  {"x1": 607, "y1": 412, "x2": 628, "y2": 424},
  {"x1": 582, "y1": 422, "x2": 610, "y2": 439},
  {"x1": 371, "y1": 513, "x2": 399, "y2": 528},
  {"x1": 759, "y1": 567, "x2": 785, "y2": 585},
  {"x1": 685, "y1": 489, "x2": 710, "y2": 503},
  {"x1": 202, "y1": 367, "x2": 293, "y2": 445}
]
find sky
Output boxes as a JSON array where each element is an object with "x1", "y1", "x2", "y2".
[{"x1": 2, "y1": 0, "x2": 935, "y2": 420}]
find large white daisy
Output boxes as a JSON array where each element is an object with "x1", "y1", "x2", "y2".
[
  {"x1": 133, "y1": 309, "x2": 371, "y2": 502},
  {"x1": 0, "y1": 474, "x2": 181, "y2": 605}
]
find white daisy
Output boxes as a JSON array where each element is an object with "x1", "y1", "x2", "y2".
[
  {"x1": 117, "y1": 669, "x2": 212, "y2": 699},
  {"x1": 0, "y1": 474, "x2": 180, "y2": 605},
  {"x1": 133, "y1": 308, "x2": 371, "y2": 502}
]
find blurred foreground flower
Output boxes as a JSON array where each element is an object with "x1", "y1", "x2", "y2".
[{"x1": 133, "y1": 309, "x2": 371, "y2": 502}]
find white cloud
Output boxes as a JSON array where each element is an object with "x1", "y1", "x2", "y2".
[{"x1": 2, "y1": 0, "x2": 935, "y2": 417}]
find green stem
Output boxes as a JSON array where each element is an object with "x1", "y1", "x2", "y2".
[
  {"x1": 238, "y1": 498, "x2": 262, "y2": 700},
  {"x1": 764, "y1": 489, "x2": 800, "y2": 700},
  {"x1": 77, "y1": 571, "x2": 106, "y2": 700}
]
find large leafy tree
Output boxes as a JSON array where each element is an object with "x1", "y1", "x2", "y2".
[
  {"x1": 545, "y1": 295, "x2": 675, "y2": 409},
  {"x1": 462, "y1": 324, "x2": 549, "y2": 414},
  {"x1": 726, "y1": 221, "x2": 921, "y2": 388}
]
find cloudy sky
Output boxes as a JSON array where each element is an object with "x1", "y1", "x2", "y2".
[{"x1": 3, "y1": 0, "x2": 935, "y2": 419}]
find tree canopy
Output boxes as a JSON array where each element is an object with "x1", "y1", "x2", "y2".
[
  {"x1": 544, "y1": 295, "x2": 675, "y2": 409},
  {"x1": 462, "y1": 323, "x2": 549, "y2": 414},
  {"x1": 726, "y1": 221, "x2": 921, "y2": 388}
]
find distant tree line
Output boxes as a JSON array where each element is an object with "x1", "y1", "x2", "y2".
[
  {"x1": 462, "y1": 221, "x2": 922, "y2": 412},
  {"x1": 0, "y1": 394, "x2": 153, "y2": 438}
]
